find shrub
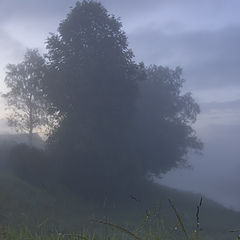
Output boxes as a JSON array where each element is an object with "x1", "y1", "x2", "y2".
[{"x1": 7, "y1": 144, "x2": 51, "y2": 188}]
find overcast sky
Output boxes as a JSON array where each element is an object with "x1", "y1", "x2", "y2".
[{"x1": 0, "y1": 0, "x2": 240, "y2": 210}]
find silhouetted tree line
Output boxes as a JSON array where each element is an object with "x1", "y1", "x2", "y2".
[{"x1": 3, "y1": 1, "x2": 202, "y2": 202}]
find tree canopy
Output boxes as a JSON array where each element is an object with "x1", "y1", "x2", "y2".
[
  {"x1": 41, "y1": 1, "x2": 202, "y2": 199},
  {"x1": 44, "y1": 1, "x2": 145, "y2": 196},
  {"x1": 136, "y1": 65, "x2": 202, "y2": 176}
]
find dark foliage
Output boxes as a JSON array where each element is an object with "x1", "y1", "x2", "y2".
[
  {"x1": 44, "y1": 1, "x2": 144, "y2": 199},
  {"x1": 136, "y1": 65, "x2": 202, "y2": 176},
  {"x1": 0, "y1": 140, "x2": 16, "y2": 169},
  {"x1": 41, "y1": 1, "x2": 201, "y2": 202},
  {"x1": 7, "y1": 144, "x2": 51, "y2": 188}
]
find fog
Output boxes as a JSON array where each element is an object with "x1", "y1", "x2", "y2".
[
  {"x1": 0, "y1": 0, "x2": 240, "y2": 212},
  {"x1": 160, "y1": 123, "x2": 240, "y2": 210}
]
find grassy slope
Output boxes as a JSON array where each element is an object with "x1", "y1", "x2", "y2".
[{"x1": 0, "y1": 173, "x2": 239, "y2": 239}]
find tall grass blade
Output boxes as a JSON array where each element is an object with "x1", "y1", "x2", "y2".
[
  {"x1": 168, "y1": 199, "x2": 189, "y2": 240},
  {"x1": 93, "y1": 219, "x2": 142, "y2": 240}
]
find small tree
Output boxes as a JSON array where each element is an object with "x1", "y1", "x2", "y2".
[{"x1": 3, "y1": 49, "x2": 48, "y2": 146}]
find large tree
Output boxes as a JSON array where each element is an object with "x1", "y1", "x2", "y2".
[
  {"x1": 3, "y1": 49, "x2": 48, "y2": 146},
  {"x1": 44, "y1": 1, "x2": 144, "y2": 195},
  {"x1": 43, "y1": 1, "x2": 201, "y2": 200}
]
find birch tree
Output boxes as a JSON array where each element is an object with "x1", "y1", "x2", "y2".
[{"x1": 3, "y1": 49, "x2": 48, "y2": 146}]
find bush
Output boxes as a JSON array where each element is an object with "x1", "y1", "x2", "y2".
[{"x1": 7, "y1": 144, "x2": 51, "y2": 188}]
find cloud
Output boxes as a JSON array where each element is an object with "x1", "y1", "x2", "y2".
[
  {"x1": 0, "y1": 0, "x2": 240, "y2": 93},
  {"x1": 202, "y1": 99, "x2": 240, "y2": 112},
  {"x1": 128, "y1": 25, "x2": 240, "y2": 91},
  {"x1": 0, "y1": 29, "x2": 26, "y2": 90},
  {"x1": 0, "y1": 0, "x2": 74, "y2": 21},
  {"x1": 0, "y1": 28, "x2": 25, "y2": 58}
]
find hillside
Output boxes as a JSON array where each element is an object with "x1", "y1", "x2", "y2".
[
  {"x1": 0, "y1": 173, "x2": 239, "y2": 239},
  {"x1": 0, "y1": 133, "x2": 44, "y2": 149}
]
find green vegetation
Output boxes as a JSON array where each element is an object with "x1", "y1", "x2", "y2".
[{"x1": 0, "y1": 173, "x2": 239, "y2": 240}]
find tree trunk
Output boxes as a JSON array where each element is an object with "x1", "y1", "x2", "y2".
[
  {"x1": 29, "y1": 126, "x2": 33, "y2": 147},
  {"x1": 29, "y1": 94, "x2": 33, "y2": 147}
]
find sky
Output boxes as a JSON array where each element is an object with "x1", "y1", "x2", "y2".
[{"x1": 0, "y1": 0, "x2": 240, "y2": 210}]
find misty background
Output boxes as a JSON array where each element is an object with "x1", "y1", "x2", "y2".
[{"x1": 0, "y1": 0, "x2": 240, "y2": 210}]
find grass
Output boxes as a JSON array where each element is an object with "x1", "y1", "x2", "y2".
[
  {"x1": 0, "y1": 207, "x2": 221, "y2": 240},
  {"x1": 0, "y1": 173, "x2": 239, "y2": 239},
  {"x1": 0, "y1": 199, "x2": 237, "y2": 240}
]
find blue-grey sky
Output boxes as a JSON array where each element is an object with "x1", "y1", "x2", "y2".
[{"x1": 0, "y1": 0, "x2": 240, "y2": 210}]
